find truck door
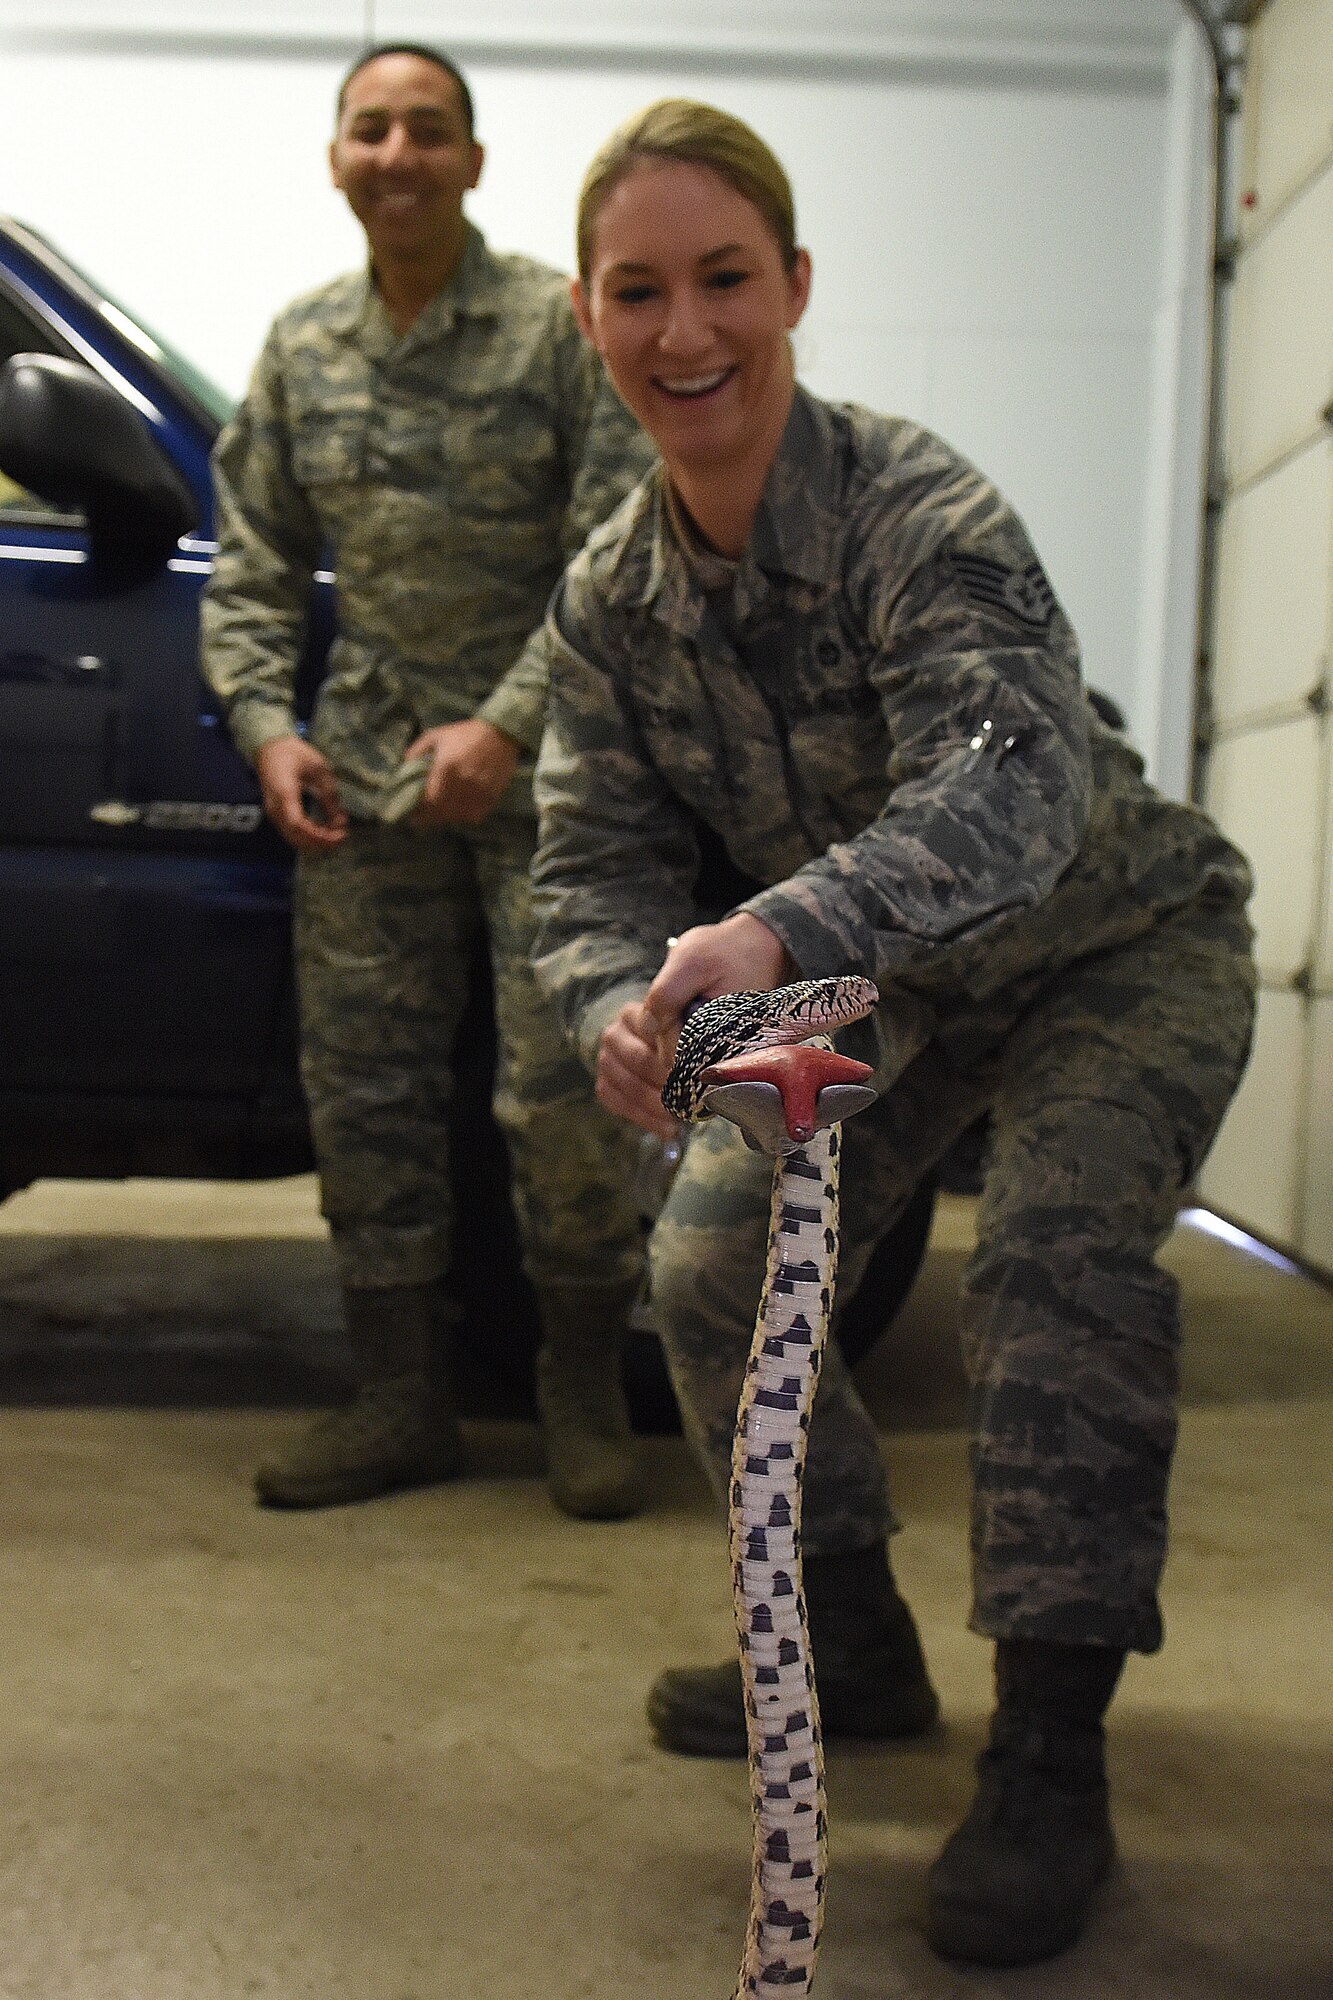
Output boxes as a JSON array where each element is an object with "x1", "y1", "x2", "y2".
[{"x1": 0, "y1": 277, "x2": 292, "y2": 1101}]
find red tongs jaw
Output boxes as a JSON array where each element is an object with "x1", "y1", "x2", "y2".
[{"x1": 699, "y1": 1043, "x2": 875, "y2": 1145}]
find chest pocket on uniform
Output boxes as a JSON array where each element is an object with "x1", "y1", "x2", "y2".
[
  {"x1": 788, "y1": 632, "x2": 882, "y2": 723},
  {"x1": 437, "y1": 387, "x2": 561, "y2": 521},
  {"x1": 800, "y1": 676, "x2": 883, "y2": 725},
  {"x1": 291, "y1": 419, "x2": 367, "y2": 494},
  {"x1": 634, "y1": 689, "x2": 730, "y2": 817},
  {"x1": 785, "y1": 642, "x2": 891, "y2": 838}
]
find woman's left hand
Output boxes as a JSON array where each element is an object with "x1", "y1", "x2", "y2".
[
  {"x1": 594, "y1": 914, "x2": 795, "y2": 1137},
  {"x1": 596, "y1": 999, "x2": 679, "y2": 1138}
]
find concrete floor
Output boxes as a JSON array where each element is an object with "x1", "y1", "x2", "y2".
[{"x1": 0, "y1": 1181, "x2": 1329, "y2": 2000}]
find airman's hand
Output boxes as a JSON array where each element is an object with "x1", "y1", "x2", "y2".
[
  {"x1": 255, "y1": 735, "x2": 349, "y2": 853},
  {"x1": 407, "y1": 719, "x2": 520, "y2": 827}
]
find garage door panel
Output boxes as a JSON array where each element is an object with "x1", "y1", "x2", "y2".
[
  {"x1": 1301, "y1": 996, "x2": 1333, "y2": 1267},
  {"x1": 1207, "y1": 0, "x2": 1333, "y2": 1268},
  {"x1": 1198, "y1": 987, "x2": 1305, "y2": 1244},
  {"x1": 1213, "y1": 436, "x2": 1333, "y2": 723},
  {"x1": 1242, "y1": 0, "x2": 1333, "y2": 225},
  {"x1": 1317, "y1": 736, "x2": 1333, "y2": 987},
  {"x1": 1204, "y1": 717, "x2": 1323, "y2": 979},
  {"x1": 1226, "y1": 165, "x2": 1333, "y2": 485}
]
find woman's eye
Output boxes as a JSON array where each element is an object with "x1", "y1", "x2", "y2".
[
  {"x1": 614, "y1": 284, "x2": 658, "y2": 305},
  {"x1": 707, "y1": 268, "x2": 748, "y2": 290}
]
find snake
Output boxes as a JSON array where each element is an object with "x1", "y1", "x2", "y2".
[{"x1": 662, "y1": 973, "x2": 880, "y2": 1999}]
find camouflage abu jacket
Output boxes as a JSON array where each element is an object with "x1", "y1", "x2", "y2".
[
  {"x1": 531, "y1": 386, "x2": 1252, "y2": 1071},
  {"x1": 200, "y1": 223, "x2": 654, "y2": 820}
]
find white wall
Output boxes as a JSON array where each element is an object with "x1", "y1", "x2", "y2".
[{"x1": 0, "y1": 1, "x2": 1213, "y2": 785}]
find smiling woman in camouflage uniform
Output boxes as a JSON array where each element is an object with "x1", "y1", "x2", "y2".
[
  {"x1": 201, "y1": 47, "x2": 656, "y2": 1523},
  {"x1": 529, "y1": 99, "x2": 1256, "y2": 1968}
]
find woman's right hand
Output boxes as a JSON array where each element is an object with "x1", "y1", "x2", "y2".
[
  {"x1": 255, "y1": 735, "x2": 349, "y2": 852},
  {"x1": 646, "y1": 914, "x2": 794, "y2": 1022}
]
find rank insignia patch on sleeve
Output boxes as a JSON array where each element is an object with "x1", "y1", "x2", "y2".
[{"x1": 951, "y1": 553, "x2": 1056, "y2": 631}]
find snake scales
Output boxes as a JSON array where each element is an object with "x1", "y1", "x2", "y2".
[{"x1": 662, "y1": 974, "x2": 879, "y2": 1998}]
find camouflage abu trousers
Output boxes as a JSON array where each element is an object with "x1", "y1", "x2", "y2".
[
  {"x1": 295, "y1": 812, "x2": 642, "y2": 1299},
  {"x1": 648, "y1": 892, "x2": 1255, "y2": 1654}
]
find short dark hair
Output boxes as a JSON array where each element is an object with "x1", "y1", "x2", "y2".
[{"x1": 334, "y1": 43, "x2": 475, "y2": 136}]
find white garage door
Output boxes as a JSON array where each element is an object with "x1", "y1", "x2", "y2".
[{"x1": 1198, "y1": 0, "x2": 1333, "y2": 1268}]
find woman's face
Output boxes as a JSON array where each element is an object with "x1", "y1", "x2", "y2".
[{"x1": 574, "y1": 158, "x2": 811, "y2": 485}]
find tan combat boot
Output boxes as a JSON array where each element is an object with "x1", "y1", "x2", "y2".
[
  {"x1": 534, "y1": 1280, "x2": 644, "y2": 1520},
  {"x1": 254, "y1": 1280, "x2": 465, "y2": 1508}
]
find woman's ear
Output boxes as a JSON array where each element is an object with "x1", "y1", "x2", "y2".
[
  {"x1": 570, "y1": 277, "x2": 598, "y2": 347},
  {"x1": 786, "y1": 248, "x2": 813, "y2": 330}
]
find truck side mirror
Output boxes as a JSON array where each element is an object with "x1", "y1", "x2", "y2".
[{"x1": 0, "y1": 352, "x2": 197, "y2": 580}]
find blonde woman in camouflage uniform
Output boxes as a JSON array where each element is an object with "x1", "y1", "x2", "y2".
[
  {"x1": 201, "y1": 46, "x2": 656, "y2": 1521},
  {"x1": 530, "y1": 100, "x2": 1256, "y2": 1965}
]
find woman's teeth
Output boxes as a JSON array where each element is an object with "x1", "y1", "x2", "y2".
[{"x1": 658, "y1": 369, "x2": 730, "y2": 398}]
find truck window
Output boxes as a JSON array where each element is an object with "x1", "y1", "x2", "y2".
[
  {"x1": 0, "y1": 283, "x2": 82, "y2": 525},
  {"x1": 1, "y1": 224, "x2": 234, "y2": 432},
  {"x1": 0, "y1": 287, "x2": 59, "y2": 370}
]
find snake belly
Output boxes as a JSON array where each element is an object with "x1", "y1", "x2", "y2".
[{"x1": 729, "y1": 1120, "x2": 842, "y2": 1998}]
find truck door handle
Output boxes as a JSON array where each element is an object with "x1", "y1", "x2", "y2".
[{"x1": 0, "y1": 650, "x2": 116, "y2": 685}]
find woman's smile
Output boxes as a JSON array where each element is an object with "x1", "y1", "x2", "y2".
[
  {"x1": 653, "y1": 366, "x2": 737, "y2": 399},
  {"x1": 573, "y1": 157, "x2": 811, "y2": 541}
]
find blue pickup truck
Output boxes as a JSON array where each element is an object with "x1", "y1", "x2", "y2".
[
  {"x1": 0, "y1": 216, "x2": 933, "y2": 1412},
  {"x1": 0, "y1": 216, "x2": 323, "y2": 1196}
]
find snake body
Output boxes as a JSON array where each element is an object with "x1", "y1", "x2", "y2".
[{"x1": 663, "y1": 975, "x2": 878, "y2": 1998}]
